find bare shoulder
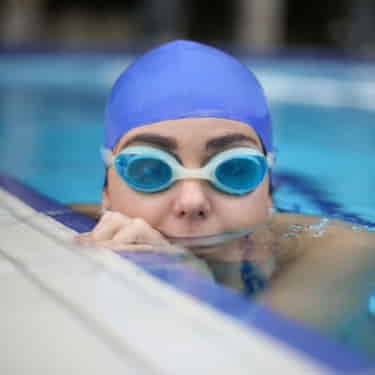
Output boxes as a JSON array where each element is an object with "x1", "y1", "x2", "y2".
[
  {"x1": 256, "y1": 212, "x2": 375, "y2": 267},
  {"x1": 256, "y1": 213, "x2": 375, "y2": 352},
  {"x1": 273, "y1": 212, "x2": 374, "y2": 245}
]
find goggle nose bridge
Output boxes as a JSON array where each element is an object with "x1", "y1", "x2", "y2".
[{"x1": 173, "y1": 164, "x2": 212, "y2": 181}]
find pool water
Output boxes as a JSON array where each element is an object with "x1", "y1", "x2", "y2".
[
  {"x1": 1, "y1": 52, "x2": 375, "y2": 358},
  {"x1": 0, "y1": 84, "x2": 105, "y2": 202},
  {"x1": 1, "y1": 54, "x2": 374, "y2": 228}
]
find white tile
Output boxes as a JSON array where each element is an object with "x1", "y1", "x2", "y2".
[
  {"x1": 0, "y1": 256, "x2": 152, "y2": 375},
  {"x1": 0, "y1": 186, "x2": 329, "y2": 375}
]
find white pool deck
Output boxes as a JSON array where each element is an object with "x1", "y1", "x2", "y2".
[{"x1": 0, "y1": 184, "x2": 372, "y2": 375}]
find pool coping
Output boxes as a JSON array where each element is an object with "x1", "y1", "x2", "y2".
[{"x1": 0, "y1": 173, "x2": 373, "y2": 373}]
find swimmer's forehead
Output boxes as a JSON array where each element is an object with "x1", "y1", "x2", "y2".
[{"x1": 113, "y1": 118, "x2": 263, "y2": 153}]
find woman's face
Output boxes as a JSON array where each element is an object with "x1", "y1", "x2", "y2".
[{"x1": 103, "y1": 117, "x2": 272, "y2": 240}]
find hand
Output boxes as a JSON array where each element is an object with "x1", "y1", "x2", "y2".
[
  {"x1": 76, "y1": 210, "x2": 170, "y2": 250},
  {"x1": 75, "y1": 210, "x2": 214, "y2": 278}
]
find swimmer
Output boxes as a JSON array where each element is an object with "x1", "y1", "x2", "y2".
[{"x1": 72, "y1": 40, "x2": 375, "y2": 353}]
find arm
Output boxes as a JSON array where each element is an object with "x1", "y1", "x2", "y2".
[
  {"x1": 202, "y1": 215, "x2": 374, "y2": 308},
  {"x1": 202, "y1": 213, "x2": 375, "y2": 354}
]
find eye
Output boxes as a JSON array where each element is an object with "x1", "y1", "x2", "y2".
[
  {"x1": 215, "y1": 157, "x2": 260, "y2": 189},
  {"x1": 124, "y1": 156, "x2": 173, "y2": 190}
]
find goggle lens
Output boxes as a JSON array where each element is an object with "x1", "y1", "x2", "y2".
[
  {"x1": 116, "y1": 155, "x2": 172, "y2": 192},
  {"x1": 215, "y1": 157, "x2": 262, "y2": 192}
]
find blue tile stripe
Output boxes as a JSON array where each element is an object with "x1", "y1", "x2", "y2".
[
  {"x1": 273, "y1": 173, "x2": 375, "y2": 229},
  {"x1": 0, "y1": 172, "x2": 373, "y2": 372},
  {"x1": 0, "y1": 174, "x2": 96, "y2": 233}
]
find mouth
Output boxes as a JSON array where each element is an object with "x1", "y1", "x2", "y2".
[{"x1": 161, "y1": 227, "x2": 255, "y2": 248}]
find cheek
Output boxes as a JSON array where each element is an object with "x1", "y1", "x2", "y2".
[
  {"x1": 216, "y1": 180, "x2": 270, "y2": 227},
  {"x1": 106, "y1": 169, "x2": 170, "y2": 226}
]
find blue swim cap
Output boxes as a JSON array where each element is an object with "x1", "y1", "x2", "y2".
[{"x1": 104, "y1": 40, "x2": 272, "y2": 153}]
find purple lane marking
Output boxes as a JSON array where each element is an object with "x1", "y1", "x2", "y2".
[
  {"x1": 273, "y1": 173, "x2": 375, "y2": 228},
  {"x1": 0, "y1": 174, "x2": 96, "y2": 232}
]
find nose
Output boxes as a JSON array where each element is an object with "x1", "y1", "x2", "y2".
[{"x1": 171, "y1": 180, "x2": 212, "y2": 220}]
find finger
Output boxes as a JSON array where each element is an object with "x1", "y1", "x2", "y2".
[
  {"x1": 112, "y1": 218, "x2": 169, "y2": 246},
  {"x1": 75, "y1": 232, "x2": 95, "y2": 245},
  {"x1": 112, "y1": 225, "x2": 168, "y2": 245},
  {"x1": 89, "y1": 211, "x2": 131, "y2": 241}
]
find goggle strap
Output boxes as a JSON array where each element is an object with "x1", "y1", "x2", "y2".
[
  {"x1": 101, "y1": 147, "x2": 115, "y2": 167},
  {"x1": 266, "y1": 152, "x2": 274, "y2": 167}
]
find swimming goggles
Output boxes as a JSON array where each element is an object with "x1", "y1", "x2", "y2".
[{"x1": 103, "y1": 146, "x2": 273, "y2": 195}]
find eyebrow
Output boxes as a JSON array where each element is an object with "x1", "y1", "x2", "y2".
[
  {"x1": 120, "y1": 133, "x2": 178, "y2": 151},
  {"x1": 205, "y1": 133, "x2": 260, "y2": 151},
  {"x1": 120, "y1": 132, "x2": 260, "y2": 152}
]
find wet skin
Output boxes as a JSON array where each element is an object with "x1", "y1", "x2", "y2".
[
  {"x1": 85, "y1": 117, "x2": 273, "y2": 262},
  {"x1": 74, "y1": 117, "x2": 375, "y2": 355}
]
